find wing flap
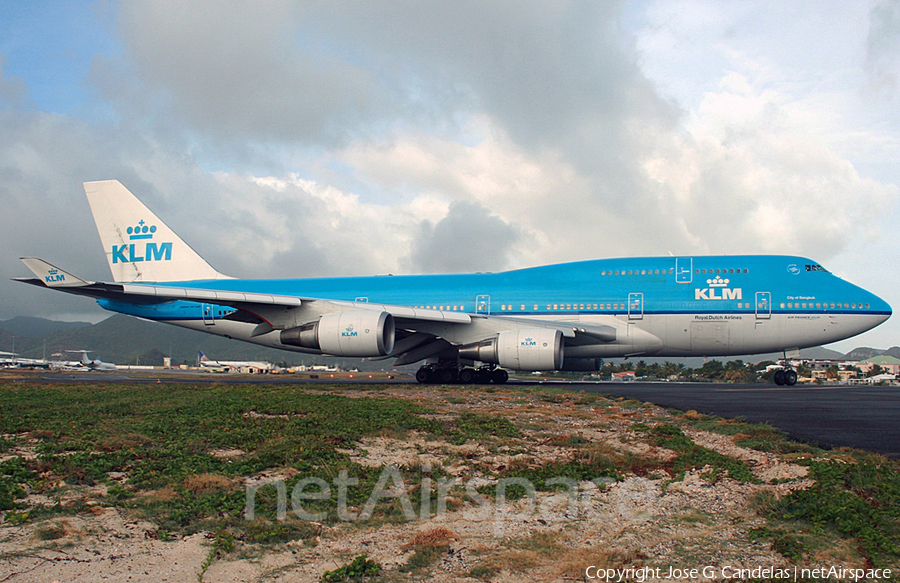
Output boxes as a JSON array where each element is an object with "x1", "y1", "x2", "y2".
[
  {"x1": 330, "y1": 300, "x2": 472, "y2": 324},
  {"x1": 117, "y1": 283, "x2": 303, "y2": 307}
]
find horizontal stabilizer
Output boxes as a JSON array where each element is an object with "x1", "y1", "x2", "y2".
[{"x1": 20, "y1": 257, "x2": 92, "y2": 288}]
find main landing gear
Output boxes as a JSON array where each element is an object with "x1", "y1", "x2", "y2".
[
  {"x1": 772, "y1": 350, "x2": 798, "y2": 386},
  {"x1": 773, "y1": 368, "x2": 798, "y2": 386},
  {"x1": 415, "y1": 363, "x2": 509, "y2": 384}
]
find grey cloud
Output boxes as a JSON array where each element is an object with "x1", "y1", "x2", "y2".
[
  {"x1": 108, "y1": 3, "x2": 676, "y2": 181},
  {"x1": 109, "y1": 1, "x2": 389, "y2": 149},
  {"x1": 867, "y1": 0, "x2": 900, "y2": 96},
  {"x1": 407, "y1": 201, "x2": 519, "y2": 274}
]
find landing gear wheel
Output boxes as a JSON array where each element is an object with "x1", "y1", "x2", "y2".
[
  {"x1": 491, "y1": 369, "x2": 509, "y2": 384},
  {"x1": 415, "y1": 368, "x2": 432, "y2": 384},
  {"x1": 439, "y1": 369, "x2": 458, "y2": 384},
  {"x1": 773, "y1": 370, "x2": 786, "y2": 386},
  {"x1": 783, "y1": 369, "x2": 798, "y2": 386},
  {"x1": 458, "y1": 368, "x2": 476, "y2": 384}
]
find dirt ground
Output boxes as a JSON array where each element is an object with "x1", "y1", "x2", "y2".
[{"x1": 0, "y1": 383, "x2": 875, "y2": 582}]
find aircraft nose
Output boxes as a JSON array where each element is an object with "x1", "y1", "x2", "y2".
[{"x1": 872, "y1": 293, "x2": 892, "y2": 319}]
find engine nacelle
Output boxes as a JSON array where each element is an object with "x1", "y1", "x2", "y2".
[
  {"x1": 458, "y1": 328, "x2": 564, "y2": 371},
  {"x1": 281, "y1": 311, "x2": 395, "y2": 357}
]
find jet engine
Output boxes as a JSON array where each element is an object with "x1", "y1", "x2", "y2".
[
  {"x1": 458, "y1": 328, "x2": 564, "y2": 371},
  {"x1": 281, "y1": 311, "x2": 395, "y2": 357}
]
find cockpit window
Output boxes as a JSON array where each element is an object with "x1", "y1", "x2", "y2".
[{"x1": 806, "y1": 264, "x2": 828, "y2": 273}]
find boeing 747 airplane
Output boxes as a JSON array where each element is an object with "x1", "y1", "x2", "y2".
[{"x1": 16, "y1": 181, "x2": 891, "y2": 385}]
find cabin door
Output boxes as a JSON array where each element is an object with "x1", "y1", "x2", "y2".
[
  {"x1": 476, "y1": 295, "x2": 491, "y2": 315},
  {"x1": 675, "y1": 257, "x2": 693, "y2": 283},
  {"x1": 755, "y1": 292, "x2": 772, "y2": 319},
  {"x1": 202, "y1": 303, "x2": 216, "y2": 326},
  {"x1": 628, "y1": 293, "x2": 644, "y2": 320}
]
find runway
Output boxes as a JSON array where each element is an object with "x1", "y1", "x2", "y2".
[
  {"x1": 12, "y1": 371, "x2": 900, "y2": 458},
  {"x1": 580, "y1": 382, "x2": 900, "y2": 458}
]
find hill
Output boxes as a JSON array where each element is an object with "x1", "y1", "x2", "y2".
[
  {"x1": 3, "y1": 315, "x2": 372, "y2": 369},
  {"x1": 0, "y1": 317, "x2": 92, "y2": 339}
]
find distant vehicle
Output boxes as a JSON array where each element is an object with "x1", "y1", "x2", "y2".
[
  {"x1": 17, "y1": 180, "x2": 892, "y2": 386},
  {"x1": 0, "y1": 351, "x2": 19, "y2": 368},
  {"x1": 64, "y1": 350, "x2": 117, "y2": 371},
  {"x1": 197, "y1": 351, "x2": 272, "y2": 373}
]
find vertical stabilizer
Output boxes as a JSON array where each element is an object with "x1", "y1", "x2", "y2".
[{"x1": 84, "y1": 180, "x2": 227, "y2": 282}]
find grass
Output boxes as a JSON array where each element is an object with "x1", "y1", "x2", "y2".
[
  {"x1": 0, "y1": 382, "x2": 448, "y2": 535},
  {"x1": 650, "y1": 423, "x2": 758, "y2": 483},
  {"x1": 764, "y1": 459, "x2": 900, "y2": 567},
  {"x1": 401, "y1": 527, "x2": 458, "y2": 573},
  {"x1": 681, "y1": 416, "x2": 820, "y2": 455},
  {"x1": 3, "y1": 380, "x2": 900, "y2": 580}
]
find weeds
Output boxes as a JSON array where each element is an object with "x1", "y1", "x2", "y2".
[
  {"x1": 766, "y1": 460, "x2": 900, "y2": 567},
  {"x1": 650, "y1": 424, "x2": 758, "y2": 483},
  {"x1": 197, "y1": 530, "x2": 236, "y2": 582},
  {"x1": 321, "y1": 555, "x2": 381, "y2": 582},
  {"x1": 0, "y1": 457, "x2": 35, "y2": 511},
  {"x1": 401, "y1": 527, "x2": 458, "y2": 573}
]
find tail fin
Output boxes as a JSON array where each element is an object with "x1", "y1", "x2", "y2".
[{"x1": 84, "y1": 180, "x2": 228, "y2": 283}]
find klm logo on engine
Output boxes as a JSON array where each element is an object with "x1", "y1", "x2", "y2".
[
  {"x1": 45, "y1": 269, "x2": 65, "y2": 283},
  {"x1": 111, "y1": 220, "x2": 172, "y2": 264},
  {"x1": 520, "y1": 337, "x2": 537, "y2": 347},
  {"x1": 695, "y1": 276, "x2": 742, "y2": 300},
  {"x1": 342, "y1": 326, "x2": 358, "y2": 338}
]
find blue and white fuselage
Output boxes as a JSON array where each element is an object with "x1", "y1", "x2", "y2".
[
  {"x1": 96, "y1": 255, "x2": 890, "y2": 359},
  {"x1": 18, "y1": 181, "x2": 890, "y2": 384}
]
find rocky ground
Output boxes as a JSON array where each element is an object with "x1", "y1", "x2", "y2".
[{"x1": 0, "y1": 382, "x2": 886, "y2": 582}]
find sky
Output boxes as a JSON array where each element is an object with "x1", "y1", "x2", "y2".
[{"x1": 1, "y1": 0, "x2": 899, "y2": 352}]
